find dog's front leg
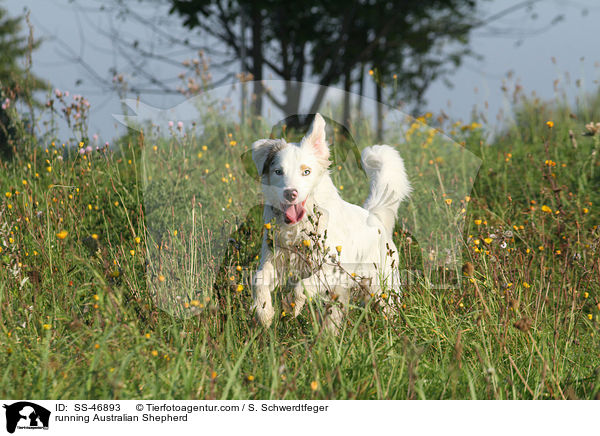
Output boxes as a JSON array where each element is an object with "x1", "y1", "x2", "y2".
[
  {"x1": 323, "y1": 285, "x2": 351, "y2": 334},
  {"x1": 252, "y1": 257, "x2": 277, "y2": 327},
  {"x1": 291, "y1": 271, "x2": 327, "y2": 317}
]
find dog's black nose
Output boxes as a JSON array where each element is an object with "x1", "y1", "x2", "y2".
[{"x1": 284, "y1": 188, "x2": 298, "y2": 201}]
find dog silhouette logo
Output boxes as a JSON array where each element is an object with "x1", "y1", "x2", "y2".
[{"x1": 3, "y1": 402, "x2": 50, "y2": 433}]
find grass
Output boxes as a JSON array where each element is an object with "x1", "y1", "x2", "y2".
[{"x1": 0, "y1": 83, "x2": 599, "y2": 400}]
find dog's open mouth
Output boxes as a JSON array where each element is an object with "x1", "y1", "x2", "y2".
[{"x1": 283, "y1": 199, "x2": 307, "y2": 224}]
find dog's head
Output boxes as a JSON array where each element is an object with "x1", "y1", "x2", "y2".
[{"x1": 252, "y1": 113, "x2": 330, "y2": 225}]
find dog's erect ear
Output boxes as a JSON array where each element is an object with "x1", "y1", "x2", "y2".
[
  {"x1": 301, "y1": 113, "x2": 329, "y2": 161},
  {"x1": 252, "y1": 139, "x2": 283, "y2": 176}
]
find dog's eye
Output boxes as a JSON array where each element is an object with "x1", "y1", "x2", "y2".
[
  {"x1": 274, "y1": 169, "x2": 283, "y2": 176},
  {"x1": 302, "y1": 169, "x2": 311, "y2": 176}
]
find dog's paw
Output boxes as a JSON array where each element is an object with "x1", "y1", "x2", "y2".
[
  {"x1": 254, "y1": 303, "x2": 275, "y2": 328},
  {"x1": 322, "y1": 305, "x2": 344, "y2": 335},
  {"x1": 293, "y1": 294, "x2": 307, "y2": 317},
  {"x1": 380, "y1": 294, "x2": 401, "y2": 320}
]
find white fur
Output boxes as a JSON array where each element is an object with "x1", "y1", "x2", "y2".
[{"x1": 251, "y1": 114, "x2": 411, "y2": 331}]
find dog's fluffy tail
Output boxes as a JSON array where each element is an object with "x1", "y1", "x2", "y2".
[{"x1": 361, "y1": 145, "x2": 411, "y2": 236}]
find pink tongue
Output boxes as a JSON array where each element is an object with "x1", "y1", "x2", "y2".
[{"x1": 284, "y1": 202, "x2": 305, "y2": 224}]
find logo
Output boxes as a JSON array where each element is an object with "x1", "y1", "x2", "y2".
[
  {"x1": 2, "y1": 402, "x2": 50, "y2": 434},
  {"x1": 115, "y1": 80, "x2": 482, "y2": 317}
]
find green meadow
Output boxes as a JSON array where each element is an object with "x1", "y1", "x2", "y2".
[{"x1": 1, "y1": 82, "x2": 599, "y2": 400}]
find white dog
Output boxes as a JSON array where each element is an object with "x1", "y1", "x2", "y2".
[{"x1": 251, "y1": 114, "x2": 411, "y2": 331}]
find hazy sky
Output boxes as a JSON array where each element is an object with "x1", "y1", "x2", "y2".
[{"x1": 5, "y1": 0, "x2": 600, "y2": 140}]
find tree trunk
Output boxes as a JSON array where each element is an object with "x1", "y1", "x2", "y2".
[
  {"x1": 376, "y1": 79, "x2": 383, "y2": 142},
  {"x1": 343, "y1": 70, "x2": 351, "y2": 127},
  {"x1": 250, "y1": 7, "x2": 263, "y2": 117},
  {"x1": 283, "y1": 81, "x2": 302, "y2": 116},
  {"x1": 308, "y1": 84, "x2": 328, "y2": 115},
  {"x1": 357, "y1": 65, "x2": 365, "y2": 118}
]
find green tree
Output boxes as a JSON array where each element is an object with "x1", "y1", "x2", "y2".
[
  {"x1": 169, "y1": 0, "x2": 479, "y2": 121},
  {"x1": 0, "y1": 4, "x2": 45, "y2": 159}
]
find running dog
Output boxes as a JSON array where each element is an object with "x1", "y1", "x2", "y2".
[{"x1": 251, "y1": 114, "x2": 410, "y2": 331}]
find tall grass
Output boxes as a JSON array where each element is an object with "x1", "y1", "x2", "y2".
[{"x1": 0, "y1": 78, "x2": 599, "y2": 399}]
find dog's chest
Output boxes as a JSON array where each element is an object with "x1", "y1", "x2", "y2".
[{"x1": 271, "y1": 220, "x2": 316, "y2": 278}]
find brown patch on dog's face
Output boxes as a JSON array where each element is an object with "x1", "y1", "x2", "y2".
[{"x1": 261, "y1": 141, "x2": 286, "y2": 183}]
